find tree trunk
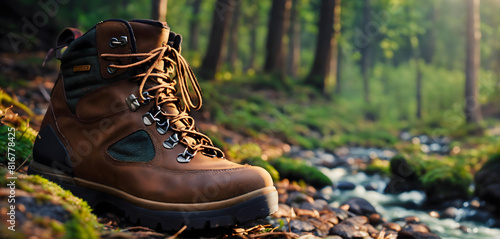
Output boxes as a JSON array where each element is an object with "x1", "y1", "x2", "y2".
[
  {"x1": 420, "y1": 2, "x2": 437, "y2": 64},
  {"x1": 152, "y1": 0, "x2": 167, "y2": 22},
  {"x1": 246, "y1": 4, "x2": 259, "y2": 71},
  {"x1": 188, "y1": 0, "x2": 202, "y2": 51},
  {"x1": 226, "y1": 2, "x2": 241, "y2": 71},
  {"x1": 306, "y1": 0, "x2": 336, "y2": 92},
  {"x1": 200, "y1": 0, "x2": 234, "y2": 79},
  {"x1": 416, "y1": 54, "x2": 422, "y2": 119},
  {"x1": 287, "y1": 0, "x2": 300, "y2": 78},
  {"x1": 361, "y1": 0, "x2": 371, "y2": 105},
  {"x1": 263, "y1": 0, "x2": 291, "y2": 76},
  {"x1": 329, "y1": 0, "x2": 341, "y2": 94},
  {"x1": 464, "y1": 0, "x2": 482, "y2": 123}
]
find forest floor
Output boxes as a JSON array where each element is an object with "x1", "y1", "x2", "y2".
[{"x1": 1, "y1": 53, "x2": 499, "y2": 238}]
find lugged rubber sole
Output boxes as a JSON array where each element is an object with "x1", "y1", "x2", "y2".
[{"x1": 27, "y1": 161, "x2": 279, "y2": 231}]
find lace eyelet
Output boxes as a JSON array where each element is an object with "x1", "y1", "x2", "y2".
[
  {"x1": 163, "y1": 133, "x2": 179, "y2": 149},
  {"x1": 107, "y1": 64, "x2": 117, "y2": 74},
  {"x1": 109, "y1": 36, "x2": 128, "y2": 48},
  {"x1": 156, "y1": 118, "x2": 170, "y2": 135},
  {"x1": 177, "y1": 148, "x2": 196, "y2": 163}
]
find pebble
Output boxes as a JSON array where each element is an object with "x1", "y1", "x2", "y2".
[
  {"x1": 290, "y1": 220, "x2": 315, "y2": 233},
  {"x1": 383, "y1": 222, "x2": 402, "y2": 232},
  {"x1": 336, "y1": 181, "x2": 356, "y2": 190},
  {"x1": 287, "y1": 191, "x2": 314, "y2": 204},
  {"x1": 273, "y1": 204, "x2": 291, "y2": 218},
  {"x1": 363, "y1": 182, "x2": 378, "y2": 191},
  {"x1": 429, "y1": 211, "x2": 440, "y2": 218},
  {"x1": 341, "y1": 197, "x2": 377, "y2": 216},
  {"x1": 368, "y1": 213, "x2": 382, "y2": 225},
  {"x1": 330, "y1": 222, "x2": 369, "y2": 239},
  {"x1": 442, "y1": 207, "x2": 458, "y2": 219},
  {"x1": 405, "y1": 216, "x2": 420, "y2": 224}
]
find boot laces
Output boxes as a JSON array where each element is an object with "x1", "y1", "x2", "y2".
[{"x1": 100, "y1": 45, "x2": 224, "y2": 159}]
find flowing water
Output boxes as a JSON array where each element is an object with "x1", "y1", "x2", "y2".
[{"x1": 320, "y1": 167, "x2": 500, "y2": 239}]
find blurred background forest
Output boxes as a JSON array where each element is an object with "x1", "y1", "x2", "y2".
[{"x1": 2, "y1": 0, "x2": 500, "y2": 132}]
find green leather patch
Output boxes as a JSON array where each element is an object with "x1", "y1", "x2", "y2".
[{"x1": 108, "y1": 130, "x2": 155, "y2": 162}]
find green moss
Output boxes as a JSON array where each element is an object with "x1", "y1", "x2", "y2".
[
  {"x1": 269, "y1": 157, "x2": 332, "y2": 188},
  {"x1": 365, "y1": 159, "x2": 391, "y2": 176},
  {"x1": 227, "y1": 143, "x2": 263, "y2": 163},
  {"x1": 0, "y1": 169, "x2": 101, "y2": 238},
  {"x1": 242, "y1": 157, "x2": 280, "y2": 182}
]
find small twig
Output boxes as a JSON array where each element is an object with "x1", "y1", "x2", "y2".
[
  {"x1": 166, "y1": 225, "x2": 187, "y2": 239},
  {"x1": 248, "y1": 231, "x2": 298, "y2": 239},
  {"x1": 39, "y1": 85, "x2": 51, "y2": 102},
  {"x1": 15, "y1": 152, "x2": 32, "y2": 172}
]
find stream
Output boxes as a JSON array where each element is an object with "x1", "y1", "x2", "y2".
[{"x1": 290, "y1": 142, "x2": 500, "y2": 239}]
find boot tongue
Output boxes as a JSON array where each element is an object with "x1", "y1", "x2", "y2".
[{"x1": 129, "y1": 20, "x2": 170, "y2": 53}]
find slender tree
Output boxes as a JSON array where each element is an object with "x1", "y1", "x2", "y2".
[
  {"x1": 200, "y1": 0, "x2": 234, "y2": 79},
  {"x1": 287, "y1": 0, "x2": 300, "y2": 78},
  {"x1": 264, "y1": 0, "x2": 291, "y2": 76},
  {"x1": 188, "y1": 0, "x2": 202, "y2": 51},
  {"x1": 360, "y1": 0, "x2": 371, "y2": 105},
  {"x1": 246, "y1": 3, "x2": 259, "y2": 71},
  {"x1": 330, "y1": 0, "x2": 341, "y2": 93},
  {"x1": 464, "y1": 0, "x2": 482, "y2": 123},
  {"x1": 306, "y1": 0, "x2": 336, "y2": 92},
  {"x1": 226, "y1": 1, "x2": 241, "y2": 71},
  {"x1": 152, "y1": 0, "x2": 167, "y2": 22}
]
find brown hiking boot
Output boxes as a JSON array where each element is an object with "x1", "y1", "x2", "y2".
[{"x1": 28, "y1": 19, "x2": 278, "y2": 230}]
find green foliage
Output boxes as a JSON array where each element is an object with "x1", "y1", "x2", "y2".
[
  {"x1": 227, "y1": 143, "x2": 263, "y2": 163},
  {"x1": 242, "y1": 157, "x2": 280, "y2": 182},
  {"x1": 365, "y1": 158, "x2": 391, "y2": 176},
  {"x1": 269, "y1": 157, "x2": 332, "y2": 188}
]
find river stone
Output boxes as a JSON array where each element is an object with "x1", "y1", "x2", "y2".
[
  {"x1": 368, "y1": 213, "x2": 382, "y2": 225},
  {"x1": 336, "y1": 181, "x2": 356, "y2": 190},
  {"x1": 287, "y1": 191, "x2": 314, "y2": 204},
  {"x1": 273, "y1": 203, "x2": 291, "y2": 218},
  {"x1": 404, "y1": 216, "x2": 420, "y2": 224},
  {"x1": 364, "y1": 182, "x2": 378, "y2": 191},
  {"x1": 383, "y1": 222, "x2": 402, "y2": 232},
  {"x1": 329, "y1": 222, "x2": 369, "y2": 239},
  {"x1": 344, "y1": 216, "x2": 369, "y2": 226},
  {"x1": 341, "y1": 197, "x2": 377, "y2": 216},
  {"x1": 329, "y1": 207, "x2": 349, "y2": 220},
  {"x1": 442, "y1": 207, "x2": 458, "y2": 219},
  {"x1": 290, "y1": 219, "x2": 315, "y2": 234}
]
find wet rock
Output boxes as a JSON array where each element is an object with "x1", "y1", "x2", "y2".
[
  {"x1": 364, "y1": 224, "x2": 379, "y2": 238},
  {"x1": 404, "y1": 216, "x2": 420, "y2": 224},
  {"x1": 300, "y1": 199, "x2": 329, "y2": 211},
  {"x1": 290, "y1": 220, "x2": 315, "y2": 234},
  {"x1": 429, "y1": 211, "x2": 440, "y2": 218},
  {"x1": 336, "y1": 181, "x2": 356, "y2": 190},
  {"x1": 308, "y1": 218, "x2": 330, "y2": 237},
  {"x1": 298, "y1": 235, "x2": 321, "y2": 239},
  {"x1": 383, "y1": 222, "x2": 402, "y2": 232},
  {"x1": 401, "y1": 223, "x2": 430, "y2": 233},
  {"x1": 287, "y1": 191, "x2": 314, "y2": 204},
  {"x1": 329, "y1": 221, "x2": 369, "y2": 239},
  {"x1": 363, "y1": 182, "x2": 378, "y2": 191},
  {"x1": 341, "y1": 197, "x2": 377, "y2": 216},
  {"x1": 329, "y1": 208, "x2": 349, "y2": 221},
  {"x1": 273, "y1": 204, "x2": 291, "y2": 218},
  {"x1": 344, "y1": 216, "x2": 369, "y2": 226},
  {"x1": 442, "y1": 207, "x2": 458, "y2": 219},
  {"x1": 384, "y1": 155, "x2": 423, "y2": 193},
  {"x1": 324, "y1": 236, "x2": 343, "y2": 239},
  {"x1": 320, "y1": 212, "x2": 339, "y2": 225},
  {"x1": 295, "y1": 208, "x2": 318, "y2": 218},
  {"x1": 457, "y1": 225, "x2": 471, "y2": 233},
  {"x1": 368, "y1": 213, "x2": 382, "y2": 225}
]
